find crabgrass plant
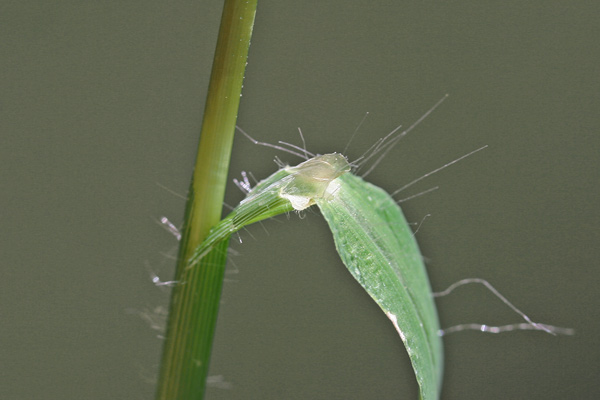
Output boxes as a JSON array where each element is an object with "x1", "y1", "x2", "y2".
[{"x1": 156, "y1": 2, "x2": 572, "y2": 399}]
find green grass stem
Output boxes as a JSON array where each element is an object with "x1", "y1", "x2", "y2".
[{"x1": 155, "y1": 1, "x2": 257, "y2": 399}]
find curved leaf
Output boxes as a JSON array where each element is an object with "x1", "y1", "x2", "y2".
[
  {"x1": 317, "y1": 173, "x2": 443, "y2": 399},
  {"x1": 189, "y1": 155, "x2": 443, "y2": 398}
]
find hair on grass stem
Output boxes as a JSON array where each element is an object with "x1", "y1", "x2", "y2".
[
  {"x1": 433, "y1": 278, "x2": 575, "y2": 336},
  {"x1": 354, "y1": 94, "x2": 449, "y2": 177},
  {"x1": 343, "y1": 111, "x2": 370, "y2": 155},
  {"x1": 236, "y1": 125, "x2": 310, "y2": 160},
  {"x1": 390, "y1": 145, "x2": 488, "y2": 198}
]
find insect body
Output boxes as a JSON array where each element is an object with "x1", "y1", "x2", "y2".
[{"x1": 188, "y1": 152, "x2": 443, "y2": 399}]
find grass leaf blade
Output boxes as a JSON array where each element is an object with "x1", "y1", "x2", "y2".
[{"x1": 317, "y1": 173, "x2": 443, "y2": 399}]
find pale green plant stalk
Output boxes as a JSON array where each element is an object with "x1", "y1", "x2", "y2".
[{"x1": 155, "y1": 1, "x2": 257, "y2": 399}]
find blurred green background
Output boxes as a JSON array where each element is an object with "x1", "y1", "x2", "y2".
[{"x1": 2, "y1": 1, "x2": 598, "y2": 399}]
